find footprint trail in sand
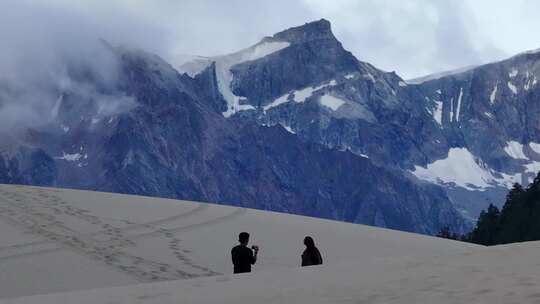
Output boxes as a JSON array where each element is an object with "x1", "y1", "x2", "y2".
[{"x1": 0, "y1": 185, "x2": 236, "y2": 283}]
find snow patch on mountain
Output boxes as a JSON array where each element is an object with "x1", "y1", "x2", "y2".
[
  {"x1": 524, "y1": 74, "x2": 537, "y2": 91},
  {"x1": 398, "y1": 81, "x2": 407, "y2": 87},
  {"x1": 504, "y1": 141, "x2": 527, "y2": 159},
  {"x1": 280, "y1": 123, "x2": 295, "y2": 134},
  {"x1": 411, "y1": 148, "x2": 533, "y2": 191},
  {"x1": 456, "y1": 88, "x2": 463, "y2": 122},
  {"x1": 507, "y1": 82, "x2": 518, "y2": 95},
  {"x1": 509, "y1": 69, "x2": 518, "y2": 78},
  {"x1": 263, "y1": 94, "x2": 290, "y2": 111},
  {"x1": 319, "y1": 94, "x2": 346, "y2": 111},
  {"x1": 432, "y1": 100, "x2": 443, "y2": 125},
  {"x1": 344, "y1": 74, "x2": 355, "y2": 80},
  {"x1": 241, "y1": 41, "x2": 290, "y2": 62},
  {"x1": 55, "y1": 152, "x2": 84, "y2": 162},
  {"x1": 178, "y1": 41, "x2": 290, "y2": 117},
  {"x1": 449, "y1": 97, "x2": 454, "y2": 122},
  {"x1": 217, "y1": 41, "x2": 290, "y2": 117},
  {"x1": 490, "y1": 84, "x2": 498, "y2": 104},
  {"x1": 525, "y1": 161, "x2": 540, "y2": 177},
  {"x1": 264, "y1": 80, "x2": 336, "y2": 111},
  {"x1": 412, "y1": 148, "x2": 495, "y2": 190},
  {"x1": 529, "y1": 142, "x2": 540, "y2": 155},
  {"x1": 293, "y1": 85, "x2": 322, "y2": 103},
  {"x1": 175, "y1": 56, "x2": 212, "y2": 77},
  {"x1": 525, "y1": 79, "x2": 532, "y2": 90}
]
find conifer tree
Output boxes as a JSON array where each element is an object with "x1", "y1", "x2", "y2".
[{"x1": 469, "y1": 204, "x2": 500, "y2": 245}]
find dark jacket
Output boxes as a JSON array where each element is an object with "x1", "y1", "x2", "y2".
[
  {"x1": 301, "y1": 246, "x2": 323, "y2": 267},
  {"x1": 231, "y1": 245, "x2": 256, "y2": 273}
]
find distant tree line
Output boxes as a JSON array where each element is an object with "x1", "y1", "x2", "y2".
[{"x1": 437, "y1": 172, "x2": 540, "y2": 246}]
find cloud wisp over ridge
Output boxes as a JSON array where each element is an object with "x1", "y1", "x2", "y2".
[
  {"x1": 0, "y1": 0, "x2": 537, "y2": 134},
  {"x1": 0, "y1": 0, "x2": 168, "y2": 133}
]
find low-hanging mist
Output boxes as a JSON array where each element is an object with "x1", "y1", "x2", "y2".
[{"x1": 0, "y1": 1, "x2": 172, "y2": 133}]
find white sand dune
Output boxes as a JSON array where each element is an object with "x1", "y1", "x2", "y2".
[
  {"x1": 7, "y1": 241, "x2": 540, "y2": 304},
  {"x1": 2, "y1": 185, "x2": 536, "y2": 303}
]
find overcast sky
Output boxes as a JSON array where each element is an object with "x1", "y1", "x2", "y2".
[
  {"x1": 115, "y1": 0, "x2": 540, "y2": 79},
  {"x1": 4, "y1": 0, "x2": 540, "y2": 79}
]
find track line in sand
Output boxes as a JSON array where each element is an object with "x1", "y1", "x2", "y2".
[
  {"x1": 0, "y1": 186, "x2": 245, "y2": 281},
  {"x1": 0, "y1": 193, "x2": 209, "y2": 252}
]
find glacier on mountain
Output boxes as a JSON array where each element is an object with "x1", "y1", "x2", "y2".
[
  {"x1": 319, "y1": 94, "x2": 346, "y2": 111},
  {"x1": 504, "y1": 141, "x2": 527, "y2": 160},
  {"x1": 411, "y1": 148, "x2": 526, "y2": 191}
]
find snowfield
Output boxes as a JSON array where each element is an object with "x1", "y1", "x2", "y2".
[
  {"x1": 263, "y1": 80, "x2": 337, "y2": 111},
  {"x1": 412, "y1": 148, "x2": 496, "y2": 190},
  {"x1": 431, "y1": 99, "x2": 443, "y2": 125},
  {"x1": 504, "y1": 141, "x2": 527, "y2": 159},
  {"x1": 411, "y1": 146, "x2": 540, "y2": 191},
  {"x1": 1, "y1": 185, "x2": 539, "y2": 303},
  {"x1": 319, "y1": 94, "x2": 346, "y2": 111},
  {"x1": 177, "y1": 40, "x2": 290, "y2": 117}
]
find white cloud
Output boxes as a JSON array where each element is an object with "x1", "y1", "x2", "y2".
[
  {"x1": 300, "y1": 0, "x2": 505, "y2": 78},
  {"x1": 189, "y1": 1, "x2": 540, "y2": 79},
  {"x1": 0, "y1": 0, "x2": 155, "y2": 132},
  {"x1": 126, "y1": 0, "x2": 526, "y2": 79},
  {"x1": 1, "y1": 0, "x2": 540, "y2": 134}
]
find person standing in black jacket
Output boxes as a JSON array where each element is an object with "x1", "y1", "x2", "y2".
[
  {"x1": 231, "y1": 232, "x2": 259, "y2": 274},
  {"x1": 301, "y1": 236, "x2": 323, "y2": 267}
]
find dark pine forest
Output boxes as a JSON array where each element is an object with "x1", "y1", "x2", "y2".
[{"x1": 439, "y1": 173, "x2": 540, "y2": 245}]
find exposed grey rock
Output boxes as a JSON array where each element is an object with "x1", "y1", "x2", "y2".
[{"x1": 7, "y1": 19, "x2": 519, "y2": 234}]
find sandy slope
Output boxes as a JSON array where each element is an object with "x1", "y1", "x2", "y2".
[
  {"x1": 7, "y1": 241, "x2": 540, "y2": 304},
  {"x1": 0, "y1": 185, "x2": 482, "y2": 301}
]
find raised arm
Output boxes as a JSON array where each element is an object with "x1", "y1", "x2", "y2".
[{"x1": 251, "y1": 246, "x2": 259, "y2": 264}]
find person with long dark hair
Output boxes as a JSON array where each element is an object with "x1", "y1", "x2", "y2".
[{"x1": 301, "y1": 236, "x2": 323, "y2": 267}]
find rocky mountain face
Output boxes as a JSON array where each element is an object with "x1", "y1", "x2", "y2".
[
  {"x1": 10, "y1": 19, "x2": 540, "y2": 235},
  {"x1": 178, "y1": 19, "x2": 540, "y2": 224},
  {"x1": 0, "y1": 146, "x2": 56, "y2": 186},
  {"x1": 407, "y1": 51, "x2": 540, "y2": 219},
  {"x1": 0, "y1": 41, "x2": 466, "y2": 234},
  {"x1": 227, "y1": 20, "x2": 440, "y2": 170}
]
